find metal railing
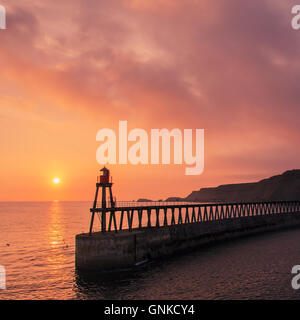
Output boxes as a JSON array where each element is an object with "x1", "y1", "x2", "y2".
[
  {"x1": 90, "y1": 200, "x2": 300, "y2": 233},
  {"x1": 96, "y1": 201, "x2": 202, "y2": 208}
]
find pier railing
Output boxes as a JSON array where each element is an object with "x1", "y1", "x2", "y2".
[
  {"x1": 95, "y1": 201, "x2": 201, "y2": 208},
  {"x1": 89, "y1": 201, "x2": 300, "y2": 233}
]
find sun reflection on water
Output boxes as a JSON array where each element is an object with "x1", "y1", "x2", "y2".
[{"x1": 46, "y1": 201, "x2": 69, "y2": 269}]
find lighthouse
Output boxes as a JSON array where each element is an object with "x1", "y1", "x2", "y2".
[{"x1": 89, "y1": 167, "x2": 115, "y2": 234}]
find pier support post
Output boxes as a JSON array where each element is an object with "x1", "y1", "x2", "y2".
[
  {"x1": 147, "y1": 209, "x2": 152, "y2": 228},
  {"x1": 102, "y1": 211, "x2": 107, "y2": 232},
  {"x1": 89, "y1": 185, "x2": 100, "y2": 235},
  {"x1": 89, "y1": 212, "x2": 95, "y2": 235}
]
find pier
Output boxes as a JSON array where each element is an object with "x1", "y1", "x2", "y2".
[{"x1": 75, "y1": 169, "x2": 300, "y2": 271}]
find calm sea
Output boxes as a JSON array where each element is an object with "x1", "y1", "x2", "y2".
[{"x1": 1, "y1": 201, "x2": 300, "y2": 300}]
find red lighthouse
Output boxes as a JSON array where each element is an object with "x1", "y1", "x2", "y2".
[
  {"x1": 99, "y1": 167, "x2": 110, "y2": 184},
  {"x1": 89, "y1": 167, "x2": 115, "y2": 233}
]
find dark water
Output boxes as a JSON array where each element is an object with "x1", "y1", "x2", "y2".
[{"x1": 1, "y1": 201, "x2": 300, "y2": 300}]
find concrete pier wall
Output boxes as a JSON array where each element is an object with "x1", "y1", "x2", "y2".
[{"x1": 75, "y1": 212, "x2": 300, "y2": 271}]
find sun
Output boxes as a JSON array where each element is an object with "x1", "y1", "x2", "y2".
[{"x1": 53, "y1": 178, "x2": 60, "y2": 184}]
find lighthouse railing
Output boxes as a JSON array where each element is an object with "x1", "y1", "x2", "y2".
[{"x1": 96, "y1": 176, "x2": 113, "y2": 184}]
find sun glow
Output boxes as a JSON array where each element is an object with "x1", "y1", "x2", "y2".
[{"x1": 53, "y1": 178, "x2": 60, "y2": 184}]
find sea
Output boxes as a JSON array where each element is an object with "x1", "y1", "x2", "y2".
[{"x1": 1, "y1": 201, "x2": 300, "y2": 300}]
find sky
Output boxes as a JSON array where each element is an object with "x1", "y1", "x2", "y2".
[{"x1": 0, "y1": 0, "x2": 300, "y2": 201}]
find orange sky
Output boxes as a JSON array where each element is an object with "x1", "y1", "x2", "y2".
[{"x1": 0, "y1": 0, "x2": 300, "y2": 201}]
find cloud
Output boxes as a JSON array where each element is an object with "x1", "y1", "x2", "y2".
[{"x1": 1, "y1": 0, "x2": 300, "y2": 182}]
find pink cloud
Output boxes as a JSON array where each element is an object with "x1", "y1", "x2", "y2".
[{"x1": 0, "y1": 0, "x2": 300, "y2": 197}]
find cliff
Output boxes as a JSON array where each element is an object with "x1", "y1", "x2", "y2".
[{"x1": 181, "y1": 170, "x2": 300, "y2": 202}]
